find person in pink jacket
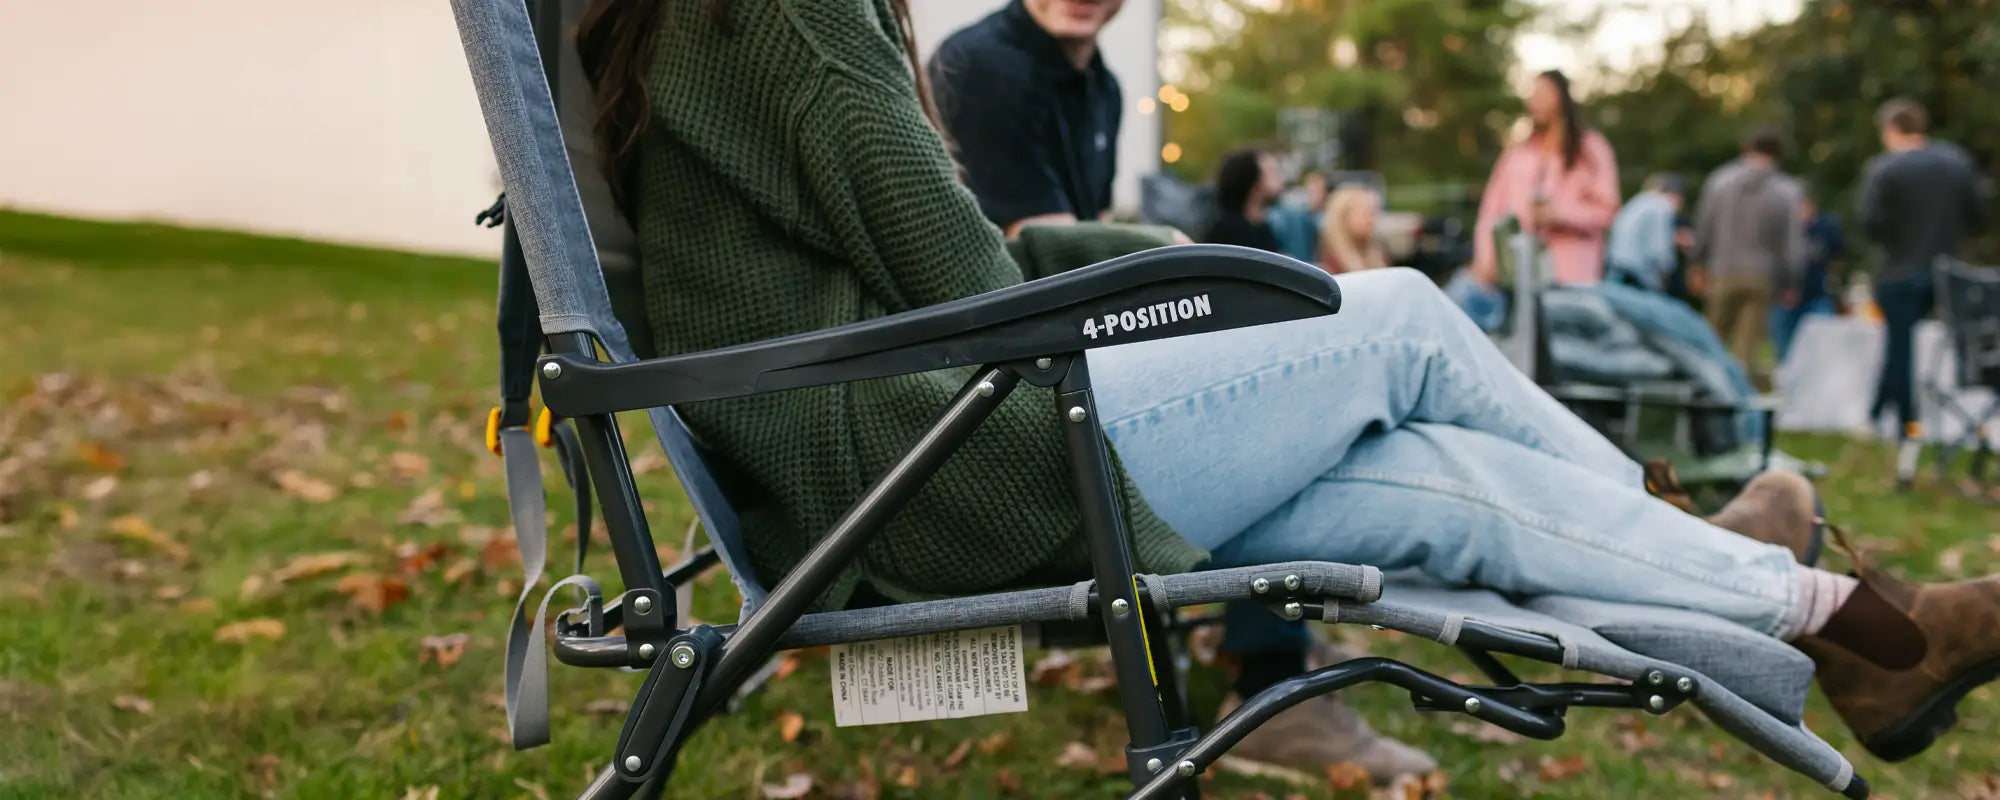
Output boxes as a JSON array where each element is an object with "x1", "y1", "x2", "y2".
[{"x1": 1472, "y1": 69, "x2": 1622, "y2": 286}]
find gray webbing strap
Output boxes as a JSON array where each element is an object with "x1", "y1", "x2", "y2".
[{"x1": 501, "y1": 427, "x2": 603, "y2": 750}]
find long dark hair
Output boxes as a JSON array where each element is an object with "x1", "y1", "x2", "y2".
[
  {"x1": 1213, "y1": 148, "x2": 1265, "y2": 216},
  {"x1": 575, "y1": 0, "x2": 945, "y2": 220},
  {"x1": 1537, "y1": 69, "x2": 1586, "y2": 171}
]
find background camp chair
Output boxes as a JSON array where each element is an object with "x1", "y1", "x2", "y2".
[
  {"x1": 1487, "y1": 217, "x2": 1800, "y2": 509},
  {"x1": 1898, "y1": 256, "x2": 2000, "y2": 493},
  {"x1": 451, "y1": 1, "x2": 1876, "y2": 796}
]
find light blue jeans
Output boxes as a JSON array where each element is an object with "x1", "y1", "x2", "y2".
[{"x1": 1091, "y1": 269, "x2": 1804, "y2": 639}]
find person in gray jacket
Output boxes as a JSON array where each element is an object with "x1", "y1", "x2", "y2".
[{"x1": 1693, "y1": 126, "x2": 1807, "y2": 387}]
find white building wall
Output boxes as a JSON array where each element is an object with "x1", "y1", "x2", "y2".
[{"x1": 0, "y1": 0, "x2": 1159, "y2": 258}]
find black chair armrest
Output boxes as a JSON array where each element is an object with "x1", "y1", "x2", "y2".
[{"x1": 538, "y1": 244, "x2": 1340, "y2": 415}]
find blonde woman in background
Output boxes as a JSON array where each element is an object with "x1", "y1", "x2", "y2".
[{"x1": 1318, "y1": 185, "x2": 1390, "y2": 274}]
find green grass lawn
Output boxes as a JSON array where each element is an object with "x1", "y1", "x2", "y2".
[{"x1": 1, "y1": 209, "x2": 1995, "y2": 799}]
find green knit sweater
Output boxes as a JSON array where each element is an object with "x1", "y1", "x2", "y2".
[{"x1": 631, "y1": 0, "x2": 1208, "y2": 610}]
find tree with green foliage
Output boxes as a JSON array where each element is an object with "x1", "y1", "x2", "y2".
[{"x1": 1161, "y1": 0, "x2": 1535, "y2": 197}]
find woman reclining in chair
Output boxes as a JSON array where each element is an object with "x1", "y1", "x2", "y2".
[{"x1": 573, "y1": 0, "x2": 1997, "y2": 765}]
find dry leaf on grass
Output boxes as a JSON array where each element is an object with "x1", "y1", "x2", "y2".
[
  {"x1": 1031, "y1": 650, "x2": 1079, "y2": 685},
  {"x1": 111, "y1": 560, "x2": 148, "y2": 580},
  {"x1": 273, "y1": 470, "x2": 338, "y2": 503},
  {"x1": 78, "y1": 442, "x2": 126, "y2": 472},
  {"x1": 779, "y1": 711, "x2": 805, "y2": 743},
  {"x1": 270, "y1": 551, "x2": 369, "y2": 583},
  {"x1": 153, "y1": 585, "x2": 186, "y2": 600},
  {"x1": 397, "y1": 787, "x2": 440, "y2": 800},
  {"x1": 1054, "y1": 741, "x2": 1098, "y2": 770},
  {"x1": 774, "y1": 654, "x2": 802, "y2": 680},
  {"x1": 995, "y1": 768, "x2": 1020, "y2": 794},
  {"x1": 512, "y1": 778, "x2": 550, "y2": 800},
  {"x1": 761, "y1": 773, "x2": 814, "y2": 799},
  {"x1": 337, "y1": 572, "x2": 411, "y2": 613},
  {"x1": 418, "y1": 633, "x2": 471, "y2": 669},
  {"x1": 441, "y1": 559, "x2": 478, "y2": 585},
  {"x1": 1618, "y1": 718, "x2": 1657, "y2": 753},
  {"x1": 397, "y1": 541, "x2": 452, "y2": 575},
  {"x1": 1938, "y1": 545, "x2": 1968, "y2": 578},
  {"x1": 179, "y1": 597, "x2": 217, "y2": 615},
  {"x1": 1449, "y1": 719, "x2": 1525, "y2": 744},
  {"x1": 1702, "y1": 772, "x2": 1736, "y2": 790},
  {"x1": 79, "y1": 475, "x2": 118, "y2": 501},
  {"x1": 978, "y1": 732, "x2": 1013, "y2": 755},
  {"x1": 387, "y1": 451, "x2": 431, "y2": 480},
  {"x1": 894, "y1": 765, "x2": 919, "y2": 789},
  {"x1": 1537, "y1": 753, "x2": 1590, "y2": 782},
  {"x1": 629, "y1": 452, "x2": 667, "y2": 475},
  {"x1": 109, "y1": 515, "x2": 189, "y2": 563},
  {"x1": 942, "y1": 739, "x2": 972, "y2": 770},
  {"x1": 187, "y1": 470, "x2": 215, "y2": 491},
  {"x1": 478, "y1": 537, "x2": 519, "y2": 571},
  {"x1": 398, "y1": 488, "x2": 461, "y2": 527},
  {"x1": 583, "y1": 698, "x2": 626, "y2": 715},
  {"x1": 1327, "y1": 762, "x2": 1372, "y2": 791},
  {"x1": 215, "y1": 618, "x2": 287, "y2": 643},
  {"x1": 111, "y1": 695, "x2": 153, "y2": 715}
]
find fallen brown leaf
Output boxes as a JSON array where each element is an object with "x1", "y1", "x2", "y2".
[
  {"x1": 388, "y1": 451, "x2": 431, "y2": 480},
  {"x1": 779, "y1": 711, "x2": 805, "y2": 743},
  {"x1": 1327, "y1": 762, "x2": 1372, "y2": 791},
  {"x1": 398, "y1": 489, "x2": 460, "y2": 527},
  {"x1": 111, "y1": 695, "x2": 153, "y2": 715},
  {"x1": 760, "y1": 773, "x2": 814, "y2": 799},
  {"x1": 179, "y1": 597, "x2": 217, "y2": 615},
  {"x1": 977, "y1": 731, "x2": 1013, "y2": 755},
  {"x1": 270, "y1": 551, "x2": 369, "y2": 583},
  {"x1": 418, "y1": 633, "x2": 470, "y2": 669},
  {"x1": 1031, "y1": 650, "x2": 1079, "y2": 686},
  {"x1": 894, "y1": 765, "x2": 919, "y2": 789},
  {"x1": 1449, "y1": 719, "x2": 1524, "y2": 744},
  {"x1": 187, "y1": 470, "x2": 215, "y2": 491},
  {"x1": 1702, "y1": 772, "x2": 1735, "y2": 790},
  {"x1": 512, "y1": 778, "x2": 550, "y2": 800},
  {"x1": 337, "y1": 572, "x2": 411, "y2": 613},
  {"x1": 397, "y1": 541, "x2": 452, "y2": 575},
  {"x1": 583, "y1": 698, "x2": 626, "y2": 715},
  {"x1": 273, "y1": 470, "x2": 338, "y2": 503},
  {"x1": 1537, "y1": 753, "x2": 1590, "y2": 783},
  {"x1": 153, "y1": 585, "x2": 186, "y2": 600},
  {"x1": 78, "y1": 442, "x2": 125, "y2": 472},
  {"x1": 109, "y1": 515, "x2": 189, "y2": 563},
  {"x1": 397, "y1": 787, "x2": 440, "y2": 800},
  {"x1": 629, "y1": 452, "x2": 667, "y2": 475},
  {"x1": 1054, "y1": 741, "x2": 1097, "y2": 770},
  {"x1": 995, "y1": 767, "x2": 1020, "y2": 794},
  {"x1": 1939, "y1": 545, "x2": 1968, "y2": 578},
  {"x1": 57, "y1": 505, "x2": 80, "y2": 529},
  {"x1": 79, "y1": 475, "x2": 118, "y2": 501},
  {"x1": 478, "y1": 536, "x2": 519, "y2": 571},
  {"x1": 215, "y1": 618, "x2": 287, "y2": 644},
  {"x1": 1370, "y1": 773, "x2": 1431, "y2": 800},
  {"x1": 111, "y1": 559, "x2": 148, "y2": 580},
  {"x1": 942, "y1": 739, "x2": 972, "y2": 770},
  {"x1": 441, "y1": 559, "x2": 478, "y2": 585},
  {"x1": 774, "y1": 654, "x2": 802, "y2": 681}
]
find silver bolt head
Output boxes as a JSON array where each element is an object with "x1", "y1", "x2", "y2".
[
  {"x1": 670, "y1": 644, "x2": 696, "y2": 669},
  {"x1": 632, "y1": 596, "x2": 653, "y2": 614},
  {"x1": 1647, "y1": 695, "x2": 1667, "y2": 713},
  {"x1": 638, "y1": 643, "x2": 656, "y2": 660},
  {"x1": 1146, "y1": 757, "x2": 1163, "y2": 773},
  {"x1": 1035, "y1": 358, "x2": 1053, "y2": 370},
  {"x1": 1646, "y1": 670, "x2": 1665, "y2": 686},
  {"x1": 541, "y1": 361, "x2": 562, "y2": 380},
  {"x1": 1067, "y1": 406, "x2": 1087, "y2": 423},
  {"x1": 624, "y1": 755, "x2": 643, "y2": 772},
  {"x1": 1281, "y1": 601, "x2": 1303, "y2": 620},
  {"x1": 1283, "y1": 574, "x2": 1301, "y2": 591},
  {"x1": 1176, "y1": 760, "x2": 1196, "y2": 778},
  {"x1": 1251, "y1": 577, "x2": 1270, "y2": 594},
  {"x1": 976, "y1": 381, "x2": 995, "y2": 397},
  {"x1": 1463, "y1": 697, "x2": 1482, "y2": 714},
  {"x1": 1110, "y1": 598, "x2": 1130, "y2": 617},
  {"x1": 1675, "y1": 677, "x2": 1695, "y2": 694}
]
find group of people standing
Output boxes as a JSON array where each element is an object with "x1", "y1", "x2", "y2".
[{"x1": 1464, "y1": 72, "x2": 1987, "y2": 439}]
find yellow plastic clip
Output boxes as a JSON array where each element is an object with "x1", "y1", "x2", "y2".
[
  {"x1": 534, "y1": 408, "x2": 556, "y2": 448},
  {"x1": 485, "y1": 407, "x2": 505, "y2": 457}
]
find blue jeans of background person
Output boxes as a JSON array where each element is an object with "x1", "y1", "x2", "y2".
[
  {"x1": 1443, "y1": 269, "x2": 1508, "y2": 332},
  {"x1": 1091, "y1": 269, "x2": 1805, "y2": 639},
  {"x1": 1872, "y1": 276, "x2": 1936, "y2": 432},
  {"x1": 1591, "y1": 283, "x2": 1766, "y2": 446},
  {"x1": 1769, "y1": 296, "x2": 1837, "y2": 365}
]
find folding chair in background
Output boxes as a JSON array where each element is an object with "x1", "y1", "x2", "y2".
[
  {"x1": 450, "y1": 1, "x2": 1878, "y2": 797},
  {"x1": 1900, "y1": 256, "x2": 2000, "y2": 494}
]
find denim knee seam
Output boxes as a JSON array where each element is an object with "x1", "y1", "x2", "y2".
[{"x1": 1323, "y1": 466, "x2": 1795, "y2": 636}]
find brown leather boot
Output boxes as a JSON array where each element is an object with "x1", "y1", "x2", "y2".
[
  {"x1": 1704, "y1": 470, "x2": 1826, "y2": 566},
  {"x1": 1796, "y1": 556, "x2": 2000, "y2": 761},
  {"x1": 1642, "y1": 459, "x2": 1702, "y2": 515}
]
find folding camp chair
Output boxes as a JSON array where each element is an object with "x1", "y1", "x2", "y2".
[
  {"x1": 1486, "y1": 218, "x2": 1799, "y2": 507},
  {"x1": 1901, "y1": 256, "x2": 2000, "y2": 492},
  {"x1": 448, "y1": 1, "x2": 1875, "y2": 796}
]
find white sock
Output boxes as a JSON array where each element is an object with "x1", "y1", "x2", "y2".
[{"x1": 1789, "y1": 566, "x2": 1860, "y2": 639}]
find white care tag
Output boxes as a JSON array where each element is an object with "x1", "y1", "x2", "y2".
[{"x1": 830, "y1": 626, "x2": 1027, "y2": 727}]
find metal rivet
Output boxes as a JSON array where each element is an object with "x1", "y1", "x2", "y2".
[
  {"x1": 624, "y1": 755, "x2": 643, "y2": 772},
  {"x1": 1281, "y1": 601, "x2": 1302, "y2": 620},
  {"x1": 1067, "y1": 407, "x2": 1087, "y2": 423},
  {"x1": 1370, "y1": 625, "x2": 1386, "y2": 631},
  {"x1": 1176, "y1": 760, "x2": 1196, "y2": 778},
  {"x1": 1283, "y1": 574, "x2": 1301, "y2": 591},
  {"x1": 1036, "y1": 358, "x2": 1053, "y2": 371},
  {"x1": 671, "y1": 643, "x2": 695, "y2": 669},
  {"x1": 1676, "y1": 677, "x2": 1695, "y2": 694},
  {"x1": 1111, "y1": 598, "x2": 1130, "y2": 617},
  {"x1": 638, "y1": 643, "x2": 656, "y2": 660},
  {"x1": 976, "y1": 381, "x2": 995, "y2": 397},
  {"x1": 633, "y1": 596, "x2": 653, "y2": 615},
  {"x1": 1463, "y1": 697, "x2": 1482, "y2": 714},
  {"x1": 1251, "y1": 577, "x2": 1270, "y2": 594},
  {"x1": 1647, "y1": 695, "x2": 1667, "y2": 713},
  {"x1": 542, "y1": 361, "x2": 562, "y2": 380},
  {"x1": 1145, "y1": 757, "x2": 1163, "y2": 773},
  {"x1": 1646, "y1": 670, "x2": 1665, "y2": 686}
]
